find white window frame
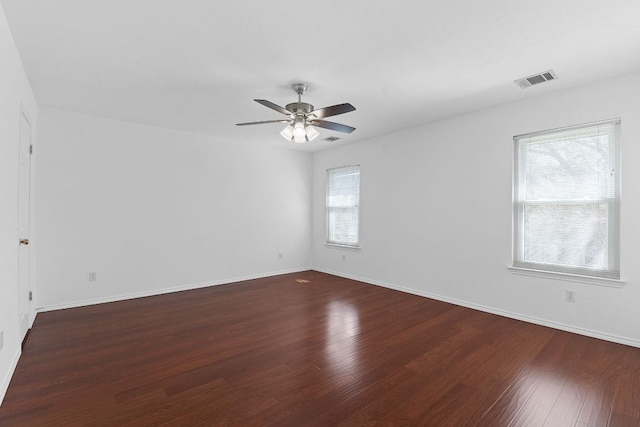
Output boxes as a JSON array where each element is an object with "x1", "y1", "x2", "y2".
[
  {"x1": 512, "y1": 119, "x2": 621, "y2": 281},
  {"x1": 326, "y1": 165, "x2": 360, "y2": 248}
]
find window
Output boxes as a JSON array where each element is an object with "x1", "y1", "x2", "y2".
[
  {"x1": 513, "y1": 119, "x2": 620, "y2": 279},
  {"x1": 326, "y1": 165, "x2": 360, "y2": 247}
]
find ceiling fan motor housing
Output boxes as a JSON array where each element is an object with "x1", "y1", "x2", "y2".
[{"x1": 285, "y1": 102, "x2": 314, "y2": 116}]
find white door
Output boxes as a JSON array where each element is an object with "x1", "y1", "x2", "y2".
[{"x1": 18, "y1": 111, "x2": 32, "y2": 339}]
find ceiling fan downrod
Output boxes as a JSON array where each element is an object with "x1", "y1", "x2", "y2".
[{"x1": 292, "y1": 83, "x2": 308, "y2": 102}]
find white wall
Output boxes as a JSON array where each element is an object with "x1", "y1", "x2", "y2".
[
  {"x1": 35, "y1": 108, "x2": 312, "y2": 310},
  {"x1": 313, "y1": 72, "x2": 640, "y2": 347},
  {"x1": 0, "y1": 3, "x2": 38, "y2": 403}
]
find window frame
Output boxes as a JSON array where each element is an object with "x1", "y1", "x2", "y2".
[
  {"x1": 512, "y1": 119, "x2": 621, "y2": 280},
  {"x1": 326, "y1": 165, "x2": 361, "y2": 248}
]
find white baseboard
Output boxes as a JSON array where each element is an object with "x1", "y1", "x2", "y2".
[
  {"x1": 315, "y1": 268, "x2": 640, "y2": 349},
  {"x1": 37, "y1": 267, "x2": 311, "y2": 313},
  {"x1": 0, "y1": 347, "x2": 21, "y2": 407},
  {"x1": 31, "y1": 265, "x2": 640, "y2": 348}
]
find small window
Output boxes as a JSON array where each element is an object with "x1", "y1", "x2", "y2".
[
  {"x1": 513, "y1": 119, "x2": 620, "y2": 279},
  {"x1": 326, "y1": 165, "x2": 360, "y2": 247}
]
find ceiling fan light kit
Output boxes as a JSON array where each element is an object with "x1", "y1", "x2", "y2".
[
  {"x1": 281, "y1": 120, "x2": 319, "y2": 143},
  {"x1": 236, "y1": 83, "x2": 356, "y2": 143}
]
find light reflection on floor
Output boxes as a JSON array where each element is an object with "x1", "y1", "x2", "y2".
[
  {"x1": 324, "y1": 300, "x2": 361, "y2": 375},
  {"x1": 505, "y1": 365, "x2": 594, "y2": 425}
]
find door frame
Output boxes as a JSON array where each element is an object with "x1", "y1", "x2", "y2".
[{"x1": 17, "y1": 107, "x2": 34, "y2": 339}]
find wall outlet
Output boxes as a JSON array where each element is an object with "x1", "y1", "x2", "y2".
[
  {"x1": 565, "y1": 289, "x2": 576, "y2": 303},
  {"x1": 278, "y1": 253, "x2": 283, "y2": 260},
  {"x1": 342, "y1": 255, "x2": 346, "y2": 262},
  {"x1": 0, "y1": 330, "x2": 3, "y2": 351},
  {"x1": 89, "y1": 272, "x2": 97, "y2": 282}
]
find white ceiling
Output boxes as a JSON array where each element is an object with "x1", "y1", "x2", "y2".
[{"x1": 2, "y1": 0, "x2": 640, "y2": 152}]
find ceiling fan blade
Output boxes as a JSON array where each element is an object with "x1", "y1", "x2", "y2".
[
  {"x1": 236, "y1": 119, "x2": 290, "y2": 126},
  {"x1": 310, "y1": 103, "x2": 355, "y2": 119},
  {"x1": 254, "y1": 99, "x2": 291, "y2": 116},
  {"x1": 309, "y1": 119, "x2": 356, "y2": 133}
]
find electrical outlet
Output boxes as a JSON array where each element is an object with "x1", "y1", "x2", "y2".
[
  {"x1": 278, "y1": 253, "x2": 283, "y2": 260},
  {"x1": 342, "y1": 255, "x2": 346, "y2": 262},
  {"x1": 0, "y1": 330, "x2": 3, "y2": 351},
  {"x1": 565, "y1": 289, "x2": 576, "y2": 303},
  {"x1": 89, "y1": 272, "x2": 97, "y2": 282}
]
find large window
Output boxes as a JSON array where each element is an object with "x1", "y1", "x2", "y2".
[
  {"x1": 326, "y1": 165, "x2": 360, "y2": 247},
  {"x1": 513, "y1": 119, "x2": 620, "y2": 279}
]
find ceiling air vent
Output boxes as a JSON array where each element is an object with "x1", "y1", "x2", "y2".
[
  {"x1": 323, "y1": 136, "x2": 340, "y2": 142},
  {"x1": 514, "y1": 70, "x2": 558, "y2": 89}
]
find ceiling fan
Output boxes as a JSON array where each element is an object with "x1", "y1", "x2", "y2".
[{"x1": 236, "y1": 83, "x2": 356, "y2": 143}]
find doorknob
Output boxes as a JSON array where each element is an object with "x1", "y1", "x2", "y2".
[{"x1": 20, "y1": 238, "x2": 29, "y2": 245}]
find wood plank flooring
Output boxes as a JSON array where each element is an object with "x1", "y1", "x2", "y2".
[{"x1": 1, "y1": 271, "x2": 639, "y2": 426}]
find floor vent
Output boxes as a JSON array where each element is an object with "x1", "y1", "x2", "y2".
[
  {"x1": 514, "y1": 70, "x2": 558, "y2": 89},
  {"x1": 295, "y1": 279, "x2": 311, "y2": 283}
]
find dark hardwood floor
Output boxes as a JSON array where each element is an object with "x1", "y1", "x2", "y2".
[{"x1": 1, "y1": 271, "x2": 639, "y2": 426}]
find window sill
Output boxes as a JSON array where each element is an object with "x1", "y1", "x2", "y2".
[
  {"x1": 325, "y1": 243, "x2": 361, "y2": 250},
  {"x1": 508, "y1": 266, "x2": 625, "y2": 288}
]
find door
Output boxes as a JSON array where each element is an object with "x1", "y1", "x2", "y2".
[{"x1": 18, "y1": 111, "x2": 32, "y2": 339}]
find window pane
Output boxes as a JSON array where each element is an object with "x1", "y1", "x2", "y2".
[
  {"x1": 328, "y1": 167, "x2": 360, "y2": 207},
  {"x1": 523, "y1": 203, "x2": 609, "y2": 270},
  {"x1": 522, "y1": 128, "x2": 615, "y2": 201},
  {"x1": 327, "y1": 207, "x2": 359, "y2": 245}
]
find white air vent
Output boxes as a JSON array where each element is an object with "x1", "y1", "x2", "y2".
[
  {"x1": 323, "y1": 136, "x2": 340, "y2": 142},
  {"x1": 514, "y1": 70, "x2": 558, "y2": 89}
]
